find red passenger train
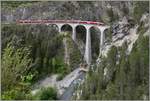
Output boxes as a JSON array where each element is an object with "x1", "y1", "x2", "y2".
[{"x1": 17, "y1": 20, "x2": 104, "y2": 26}]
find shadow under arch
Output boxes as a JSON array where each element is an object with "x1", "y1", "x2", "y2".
[
  {"x1": 75, "y1": 25, "x2": 87, "y2": 59},
  {"x1": 61, "y1": 24, "x2": 73, "y2": 33},
  {"x1": 47, "y1": 24, "x2": 60, "y2": 35},
  {"x1": 90, "y1": 26, "x2": 100, "y2": 62},
  {"x1": 76, "y1": 25, "x2": 86, "y2": 43}
]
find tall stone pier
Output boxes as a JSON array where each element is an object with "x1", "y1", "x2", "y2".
[{"x1": 84, "y1": 26, "x2": 92, "y2": 65}]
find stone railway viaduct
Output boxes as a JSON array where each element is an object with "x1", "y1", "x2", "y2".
[{"x1": 17, "y1": 20, "x2": 110, "y2": 65}]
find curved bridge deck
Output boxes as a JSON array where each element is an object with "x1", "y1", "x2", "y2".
[{"x1": 17, "y1": 20, "x2": 104, "y2": 26}]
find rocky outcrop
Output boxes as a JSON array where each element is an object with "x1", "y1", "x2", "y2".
[
  {"x1": 1, "y1": 1, "x2": 134, "y2": 23},
  {"x1": 100, "y1": 12, "x2": 149, "y2": 58}
]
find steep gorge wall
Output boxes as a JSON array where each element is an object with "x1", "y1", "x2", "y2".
[{"x1": 1, "y1": 1, "x2": 135, "y2": 23}]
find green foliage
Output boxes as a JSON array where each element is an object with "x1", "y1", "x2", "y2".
[
  {"x1": 1, "y1": 24, "x2": 66, "y2": 81},
  {"x1": 137, "y1": 35, "x2": 149, "y2": 84},
  {"x1": 62, "y1": 32, "x2": 82, "y2": 70},
  {"x1": 107, "y1": 46, "x2": 117, "y2": 66},
  {"x1": 78, "y1": 34, "x2": 149, "y2": 100},
  {"x1": 34, "y1": 87, "x2": 57, "y2": 100},
  {"x1": 133, "y1": 1, "x2": 149, "y2": 23},
  {"x1": 105, "y1": 28, "x2": 112, "y2": 42},
  {"x1": 122, "y1": 4, "x2": 129, "y2": 16},
  {"x1": 91, "y1": 30, "x2": 100, "y2": 61},
  {"x1": 21, "y1": 71, "x2": 38, "y2": 84},
  {"x1": 1, "y1": 42, "x2": 33, "y2": 100},
  {"x1": 56, "y1": 74, "x2": 64, "y2": 81},
  {"x1": 106, "y1": 46, "x2": 117, "y2": 82},
  {"x1": 106, "y1": 7, "x2": 119, "y2": 23},
  {"x1": 51, "y1": 57, "x2": 70, "y2": 75},
  {"x1": 103, "y1": 82, "x2": 119, "y2": 100},
  {"x1": 1, "y1": 43, "x2": 32, "y2": 91},
  {"x1": 137, "y1": 23, "x2": 149, "y2": 35},
  {"x1": 1, "y1": 1, "x2": 38, "y2": 8},
  {"x1": 68, "y1": 38, "x2": 82, "y2": 70},
  {"x1": 1, "y1": 89, "x2": 27, "y2": 100},
  {"x1": 1, "y1": 24, "x2": 69, "y2": 100}
]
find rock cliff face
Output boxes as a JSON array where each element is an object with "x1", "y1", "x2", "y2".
[
  {"x1": 101, "y1": 13, "x2": 149, "y2": 57},
  {"x1": 1, "y1": 1, "x2": 134, "y2": 23}
]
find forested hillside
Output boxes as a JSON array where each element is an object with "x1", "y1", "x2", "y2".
[
  {"x1": 74, "y1": 34, "x2": 149, "y2": 100},
  {"x1": 1, "y1": 1, "x2": 149, "y2": 100}
]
